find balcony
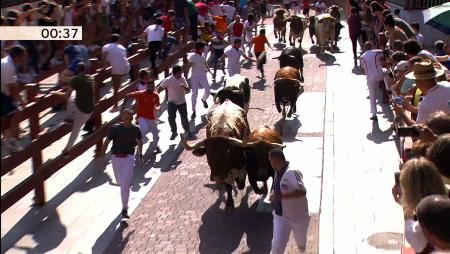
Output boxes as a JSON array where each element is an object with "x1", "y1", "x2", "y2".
[{"x1": 388, "y1": 0, "x2": 448, "y2": 9}]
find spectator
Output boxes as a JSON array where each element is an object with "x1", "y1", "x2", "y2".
[
  {"x1": 222, "y1": 38, "x2": 255, "y2": 77},
  {"x1": 426, "y1": 134, "x2": 450, "y2": 180},
  {"x1": 412, "y1": 111, "x2": 450, "y2": 157},
  {"x1": 100, "y1": 109, "x2": 143, "y2": 219},
  {"x1": 384, "y1": 14, "x2": 407, "y2": 49},
  {"x1": 157, "y1": 65, "x2": 192, "y2": 140},
  {"x1": 268, "y1": 148, "x2": 310, "y2": 254},
  {"x1": 394, "y1": 60, "x2": 449, "y2": 125},
  {"x1": 160, "y1": 11, "x2": 178, "y2": 60},
  {"x1": 60, "y1": 41, "x2": 89, "y2": 86},
  {"x1": 314, "y1": 0, "x2": 326, "y2": 15},
  {"x1": 348, "y1": 7, "x2": 362, "y2": 66},
  {"x1": 360, "y1": 41, "x2": 385, "y2": 121},
  {"x1": 1, "y1": 45, "x2": 27, "y2": 153},
  {"x1": 102, "y1": 34, "x2": 131, "y2": 110},
  {"x1": 393, "y1": 8, "x2": 400, "y2": 18},
  {"x1": 395, "y1": 158, "x2": 447, "y2": 253},
  {"x1": 208, "y1": 0, "x2": 224, "y2": 16},
  {"x1": 434, "y1": 40, "x2": 450, "y2": 70},
  {"x1": 370, "y1": 1, "x2": 384, "y2": 40},
  {"x1": 416, "y1": 195, "x2": 450, "y2": 251},
  {"x1": 122, "y1": 77, "x2": 161, "y2": 154},
  {"x1": 410, "y1": 22, "x2": 424, "y2": 47},
  {"x1": 213, "y1": 14, "x2": 229, "y2": 36},
  {"x1": 143, "y1": 18, "x2": 165, "y2": 70},
  {"x1": 186, "y1": 42, "x2": 212, "y2": 119},
  {"x1": 250, "y1": 28, "x2": 272, "y2": 78},
  {"x1": 135, "y1": 69, "x2": 153, "y2": 91},
  {"x1": 56, "y1": 62, "x2": 94, "y2": 156},
  {"x1": 403, "y1": 39, "x2": 437, "y2": 62},
  {"x1": 62, "y1": 0, "x2": 74, "y2": 26}
]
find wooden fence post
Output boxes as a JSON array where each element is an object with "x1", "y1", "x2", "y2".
[
  {"x1": 94, "y1": 75, "x2": 103, "y2": 157},
  {"x1": 29, "y1": 93, "x2": 45, "y2": 206}
]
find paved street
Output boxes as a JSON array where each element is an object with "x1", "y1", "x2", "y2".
[{"x1": 1, "y1": 13, "x2": 404, "y2": 254}]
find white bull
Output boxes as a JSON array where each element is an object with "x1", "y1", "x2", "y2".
[{"x1": 314, "y1": 13, "x2": 336, "y2": 53}]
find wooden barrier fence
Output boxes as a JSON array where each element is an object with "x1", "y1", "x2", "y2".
[{"x1": 1, "y1": 36, "x2": 194, "y2": 213}]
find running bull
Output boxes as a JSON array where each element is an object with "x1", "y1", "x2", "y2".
[
  {"x1": 273, "y1": 8, "x2": 288, "y2": 43},
  {"x1": 274, "y1": 67, "x2": 304, "y2": 118},
  {"x1": 273, "y1": 46, "x2": 305, "y2": 82},
  {"x1": 213, "y1": 74, "x2": 251, "y2": 112},
  {"x1": 313, "y1": 13, "x2": 336, "y2": 53},
  {"x1": 181, "y1": 100, "x2": 250, "y2": 209},
  {"x1": 286, "y1": 14, "x2": 308, "y2": 47}
]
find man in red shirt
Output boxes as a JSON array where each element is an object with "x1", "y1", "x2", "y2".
[
  {"x1": 195, "y1": 1, "x2": 208, "y2": 17},
  {"x1": 122, "y1": 82, "x2": 161, "y2": 153},
  {"x1": 227, "y1": 15, "x2": 244, "y2": 44}
]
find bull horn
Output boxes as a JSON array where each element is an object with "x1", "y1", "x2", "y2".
[
  {"x1": 180, "y1": 134, "x2": 205, "y2": 150},
  {"x1": 226, "y1": 137, "x2": 247, "y2": 147},
  {"x1": 270, "y1": 142, "x2": 286, "y2": 149}
]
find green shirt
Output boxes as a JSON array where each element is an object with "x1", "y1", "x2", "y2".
[
  {"x1": 187, "y1": 0, "x2": 197, "y2": 16},
  {"x1": 70, "y1": 74, "x2": 95, "y2": 114}
]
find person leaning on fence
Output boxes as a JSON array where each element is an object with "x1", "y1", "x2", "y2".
[
  {"x1": 157, "y1": 65, "x2": 193, "y2": 141},
  {"x1": 416, "y1": 195, "x2": 450, "y2": 252},
  {"x1": 122, "y1": 74, "x2": 161, "y2": 154},
  {"x1": 393, "y1": 60, "x2": 450, "y2": 126},
  {"x1": 99, "y1": 109, "x2": 143, "y2": 219},
  {"x1": 360, "y1": 41, "x2": 385, "y2": 122},
  {"x1": 54, "y1": 62, "x2": 95, "y2": 157},
  {"x1": 1, "y1": 45, "x2": 27, "y2": 154},
  {"x1": 269, "y1": 148, "x2": 310, "y2": 254},
  {"x1": 101, "y1": 34, "x2": 130, "y2": 111}
]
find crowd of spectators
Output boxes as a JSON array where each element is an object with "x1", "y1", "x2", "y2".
[{"x1": 351, "y1": 0, "x2": 450, "y2": 252}]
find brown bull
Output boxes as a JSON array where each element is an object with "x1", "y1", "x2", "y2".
[
  {"x1": 273, "y1": 9, "x2": 288, "y2": 43},
  {"x1": 274, "y1": 67, "x2": 304, "y2": 118},
  {"x1": 286, "y1": 14, "x2": 308, "y2": 47},
  {"x1": 182, "y1": 100, "x2": 250, "y2": 209},
  {"x1": 243, "y1": 127, "x2": 284, "y2": 194}
]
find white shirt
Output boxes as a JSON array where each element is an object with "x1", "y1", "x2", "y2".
[
  {"x1": 209, "y1": 3, "x2": 223, "y2": 16},
  {"x1": 405, "y1": 219, "x2": 428, "y2": 253},
  {"x1": 102, "y1": 43, "x2": 130, "y2": 75},
  {"x1": 221, "y1": 4, "x2": 235, "y2": 20},
  {"x1": 159, "y1": 75, "x2": 189, "y2": 105},
  {"x1": 1, "y1": 56, "x2": 17, "y2": 96},
  {"x1": 224, "y1": 45, "x2": 244, "y2": 76},
  {"x1": 416, "y1": 81, "x2": 450, "y2": 123},
  {"x1": 360, "y1": 49, "x2": 384, "y2": 81},
  {"x1": 145, "y1": 24, "x2": 164, "y2": 42},
  {"x1": 278, "y1": 165, "x2": 309, "y2": 219},
  {"x1": 188, "y1": 52, "x2": 207, "y2": 77},
  {"x1": 314, "y1": 2, "x2": 326, "y2": 15},
  {"x1": 243, "y1": 20, "x2": 256, "y2": 41}
]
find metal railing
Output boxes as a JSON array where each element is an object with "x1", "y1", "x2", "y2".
[{"x1": 388, "y1": 0, "x2": 448, "y2": 9}]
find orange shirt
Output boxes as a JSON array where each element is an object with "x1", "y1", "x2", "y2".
[
  {"x1": 213, "y1": 16, "x2": 228, "y2": 35},
  {"x1": 251, "y1": 35, "x2": 268, "y2": 53},
  {"x1": 129, "y1": 90, "x2": 160, "y2": 120}
]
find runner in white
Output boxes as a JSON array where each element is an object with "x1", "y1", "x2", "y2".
[
  {"x1": 186, "y1": 42, "x2": 213, "y2": 119},
  {"x1": 222, "y1": 38, "x2": 256, "y2": 77}
]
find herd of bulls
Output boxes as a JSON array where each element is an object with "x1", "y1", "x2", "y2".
[
  {"x1": 273, "y1": 5, "x2": 344, "y2": 53},
  {"x1": 181, "y1": 43, "x2": 308, "y2": 209}
]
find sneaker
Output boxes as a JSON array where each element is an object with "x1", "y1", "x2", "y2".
[
  {"x1": 202, "y1": 100, "x2": 208, "y2": 109},
  {"x1": 170, "y1": 132, "x2": 177, "y2": 140},
  {"x1": 191, "y1": 111, "x2": 196, "y2": 119},
  {"x1": 370, "y1": 115, "x2": 378, "y2": 121},
  {"x1": 121, "y1": 208, "x2": 129, "y2": 219},
  {"x1": 154, "y1": 146, "x2": 162, "y2": 154}
]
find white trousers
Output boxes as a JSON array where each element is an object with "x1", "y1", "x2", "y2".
[
  {"x1": 64, "y1": 99, "x2": 92, "y2": 151},
  {"x1": 190, "y1": 75, "x2": 211, "y2": 111},
  {"x1": 271, "y1": 213, "x2": 310, "y2": 254},
  {"x1": 111, "y1": 155, "x2": 135, "y2": 209},
  {"x1": 367, "y1": 78, "x2": 381, "y2": 115},
  {"x1": 138, "y1": 117, "x2": 159, "y2": 145}
]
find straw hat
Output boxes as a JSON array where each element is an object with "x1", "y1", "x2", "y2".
[{"x1": 406, "y1": 60, "x2": 445, "y2": 80}]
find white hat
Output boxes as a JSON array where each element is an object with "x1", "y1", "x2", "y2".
[{"x1": 395, "y1": 60, "x2": 409, "y2": 72}]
